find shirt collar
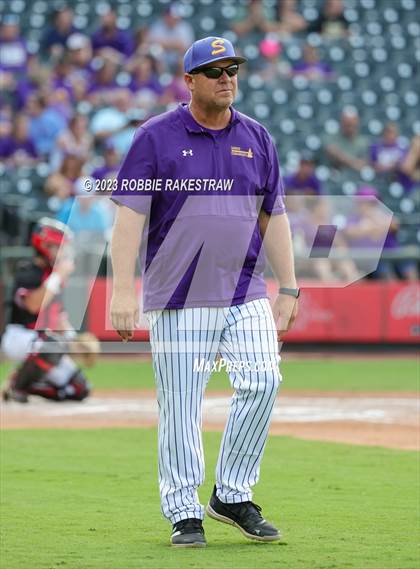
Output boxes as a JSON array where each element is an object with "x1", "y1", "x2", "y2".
[{"x1": 177, "y1": 103, "x2": 240, "y2": 134}]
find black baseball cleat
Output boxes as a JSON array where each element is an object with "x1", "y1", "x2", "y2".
[
  {"x1": 206, "y1": 485, "x2": 281, "y2": 542},
  {"x1": 170, "y1": 518, "x2": 206, "y2": 548}
]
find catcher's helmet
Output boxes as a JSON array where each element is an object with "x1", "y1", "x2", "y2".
[{"x1": 31, "y1": 217, "x2": 73, "y2": 264}]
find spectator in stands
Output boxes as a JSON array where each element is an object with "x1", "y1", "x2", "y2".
[
  {"x1": 51, "y1": 114, "x2": 93, "y2": 169},
  {"x1": 306, "y1": 198, "x2": 360, "y2": 282},
  {"x1": 56, "y1": 179, "x2": 113, "y2": 239},
  {"x1": 58, "y1": 63, "x2": 89, "y2": 105},
  {"x1": 258, "y1": 38, "x2": 290, "y2": 82},
  {"x1": 133, "y1": 27, "x2": 149, "y2": 55},
  {"x1": 26, "y1": 92, "x2": 67, "y2": 156},
  {"x1": 91, "y1": 141, "x2": 121, "y2": 182},
  {"x1": 284, "y1": 152, "x2": 323, "y2": 195},
  {"x1": 160, "y1": 58, "x2": 190, "y2": 105},
  {"x1": 308, "y1": 0, "x2": 350, "y2": 39},
  {"x1": 399, "y1": 135, "x2": 420, "y2": 191},
  {"x1": 291, "y1": 43, "x2": 334, "y2": 81},
  {"x1": 42, "y1": 6, "x2": 75, "y2": 56},
  {"x1": 87, "y1": 55, "x2": 122, "y2": 107},
  {"x1": 66, "y1": 33, "x2": 93, "y2": 81},
  {"x1": 370, "y1": 123, "x2": 408, "y2": 175},
  {"x1": 50, "y1": 54, "x2": 76, "y2": 99},
  {"x1": 233, "y1": 0, "x2": 272, "y2": 36},
  {"x1": 45, "y1": 152, "x2": 86, "y2": 201},
  {"x1": 48, "y1": 80, "x2": 74, "y2": 122},
  {"x1": 91, "y1": 8, "x2": 134, "y2": 59},
  {"x1": 342, "y1": 186, "x2": 417, "y2": 280},
  {"x1": 128, "y1": 54, "x2": 164, "y2": 107},
  {"x1": 0, "y1": 104, "x2": 12, "y2": 139},
  {"x1": 325, "y1": 108, "x2": 369, "y2": 174},
  {"x1": 90, "y1": 89, "x2": 141, "y2": 155},
  {"x1": 148, "y1": 3, "x2": 194, "y2": 69},
  {"x1": 0, "y1": 114, "x2": 38, "y2": 167},
  {"x1": 0, "y1": 15, "x2": 28, "y2": 76},
  {"x1": 370, "y1": 124, "x2": 418, "y2": 193},
  {"x1": 15, "y1": 58, "x2": 50, "y2": 109},
  {"x1": 289, "y1": 196, "x2": 359, "y2": 282},
  {"x1": 274, "y1": 0, "x2": 308, "y2": 37}
]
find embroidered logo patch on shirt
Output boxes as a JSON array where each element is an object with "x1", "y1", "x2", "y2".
[{"x1": 231, "y1": 146, "x2": 253, "y2": 158}]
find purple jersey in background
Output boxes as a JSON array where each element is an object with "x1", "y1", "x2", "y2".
[
  {"x1": 284, "y1": 173, "x2": 322, "y2": 195},
  {"x1": 370, "y1": 141, "x2": 407, "y2": 168},
  {"x1": 91, "y1": 28, "x2": 134, "y2": 58}
]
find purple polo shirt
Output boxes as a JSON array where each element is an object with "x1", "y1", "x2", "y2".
[{"x1": 112, "y1": 103, "x2": 286, "y2": 311}]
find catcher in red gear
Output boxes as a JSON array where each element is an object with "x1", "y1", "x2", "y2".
[{"x1": 1, "y1": 217, "x2": 99, "y2": 403}]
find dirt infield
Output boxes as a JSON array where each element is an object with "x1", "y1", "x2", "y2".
[{"x1": 1, "y1": 389, "x2": 418, "y2": 450}]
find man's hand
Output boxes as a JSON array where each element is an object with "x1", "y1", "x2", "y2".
[
  {"x1": 110, "y1": 289, "x2": 139, "y2": 342},
  {"x1": 272, "y1": 294, "x2": 299, "y2": 341}
]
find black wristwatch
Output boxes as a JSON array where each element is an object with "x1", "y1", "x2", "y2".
[{"x1": 279, "y1": 287, "x2": 300, "y2": 299}]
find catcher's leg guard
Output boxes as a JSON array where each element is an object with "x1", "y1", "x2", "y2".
[
  {"x1": 64, "y1": 370, "x2": 91, "y2": 401},
  {"x1": 28, "y1": 370, "x2": 91, "y2": 402},
  {"x1": 13, "y1": 352, "x2": 62, "y2": 391},
  {"x1": 28, "y1": 382, "x2": 64, "y2": 401},
  {"x1": 3, "y1": 351, "x2": 62, "y2": 402}
]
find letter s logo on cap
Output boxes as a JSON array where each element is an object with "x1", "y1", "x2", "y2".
[{"x1": 211, "y1": 39, "x2": 226, "y2": 56}]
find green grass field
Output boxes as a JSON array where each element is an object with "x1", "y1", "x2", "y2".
[
  {"x1": 1, "y1": 429, "x2": 418, "y2": 569},
  {"x1": 1, "y1": 357, "x2": 419, "y2": 568},
  {"x1": 2, "y1": 358, "x2": 418, "y2": 392}
]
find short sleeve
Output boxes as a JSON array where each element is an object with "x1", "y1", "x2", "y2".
[
  {"x1": 261, "y1": 135, "x2": 286, "y2": 215},
  {"x1": 111, "y1": 127, "x2": 155, "y2": 215}
]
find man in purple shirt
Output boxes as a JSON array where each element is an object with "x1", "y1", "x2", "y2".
[
  {"x1": 284, "y1": 151, "x2": 323, "y2": 195},
  {"x1": 370, "y1": 123, "x2": 414, "y2": 192},
  {"x1": 110, "y1": 37, "x2": 298, "y2": 547},
  {"x1": 91, "y1": 8, "x2": 134, "y2": 58},
  {"x1": 291, "y1": 43, "x2": 333, "y2": 81},
  {"x1": 0, "y1": 114, "x2": 38, "y2": 166},
  {"x1": 0, "y1": 15, "x2": 28, "y2": 74},
  {"x1": 42, "y1": 6, "x2": 76, "y2": 55},
  {"x1": 91, "y1": 141, "x2": 120, "y2": 181}
]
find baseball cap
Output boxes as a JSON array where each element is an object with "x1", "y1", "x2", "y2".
[{"x1": 184, "y1": 36, "x2": 247, "y2": 73}]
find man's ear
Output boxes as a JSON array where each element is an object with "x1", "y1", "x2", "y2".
[{"x1": 184, "y1": 73, "x2": 194, "y2": 92}]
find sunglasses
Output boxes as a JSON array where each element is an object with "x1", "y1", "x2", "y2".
[{"x1": 190, "y1": 63, "x2": 239, "y2": 79}]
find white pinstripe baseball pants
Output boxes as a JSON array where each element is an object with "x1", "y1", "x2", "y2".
[{"x1": 148, "y1": 298, "x2": 281, "y2": 524}]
